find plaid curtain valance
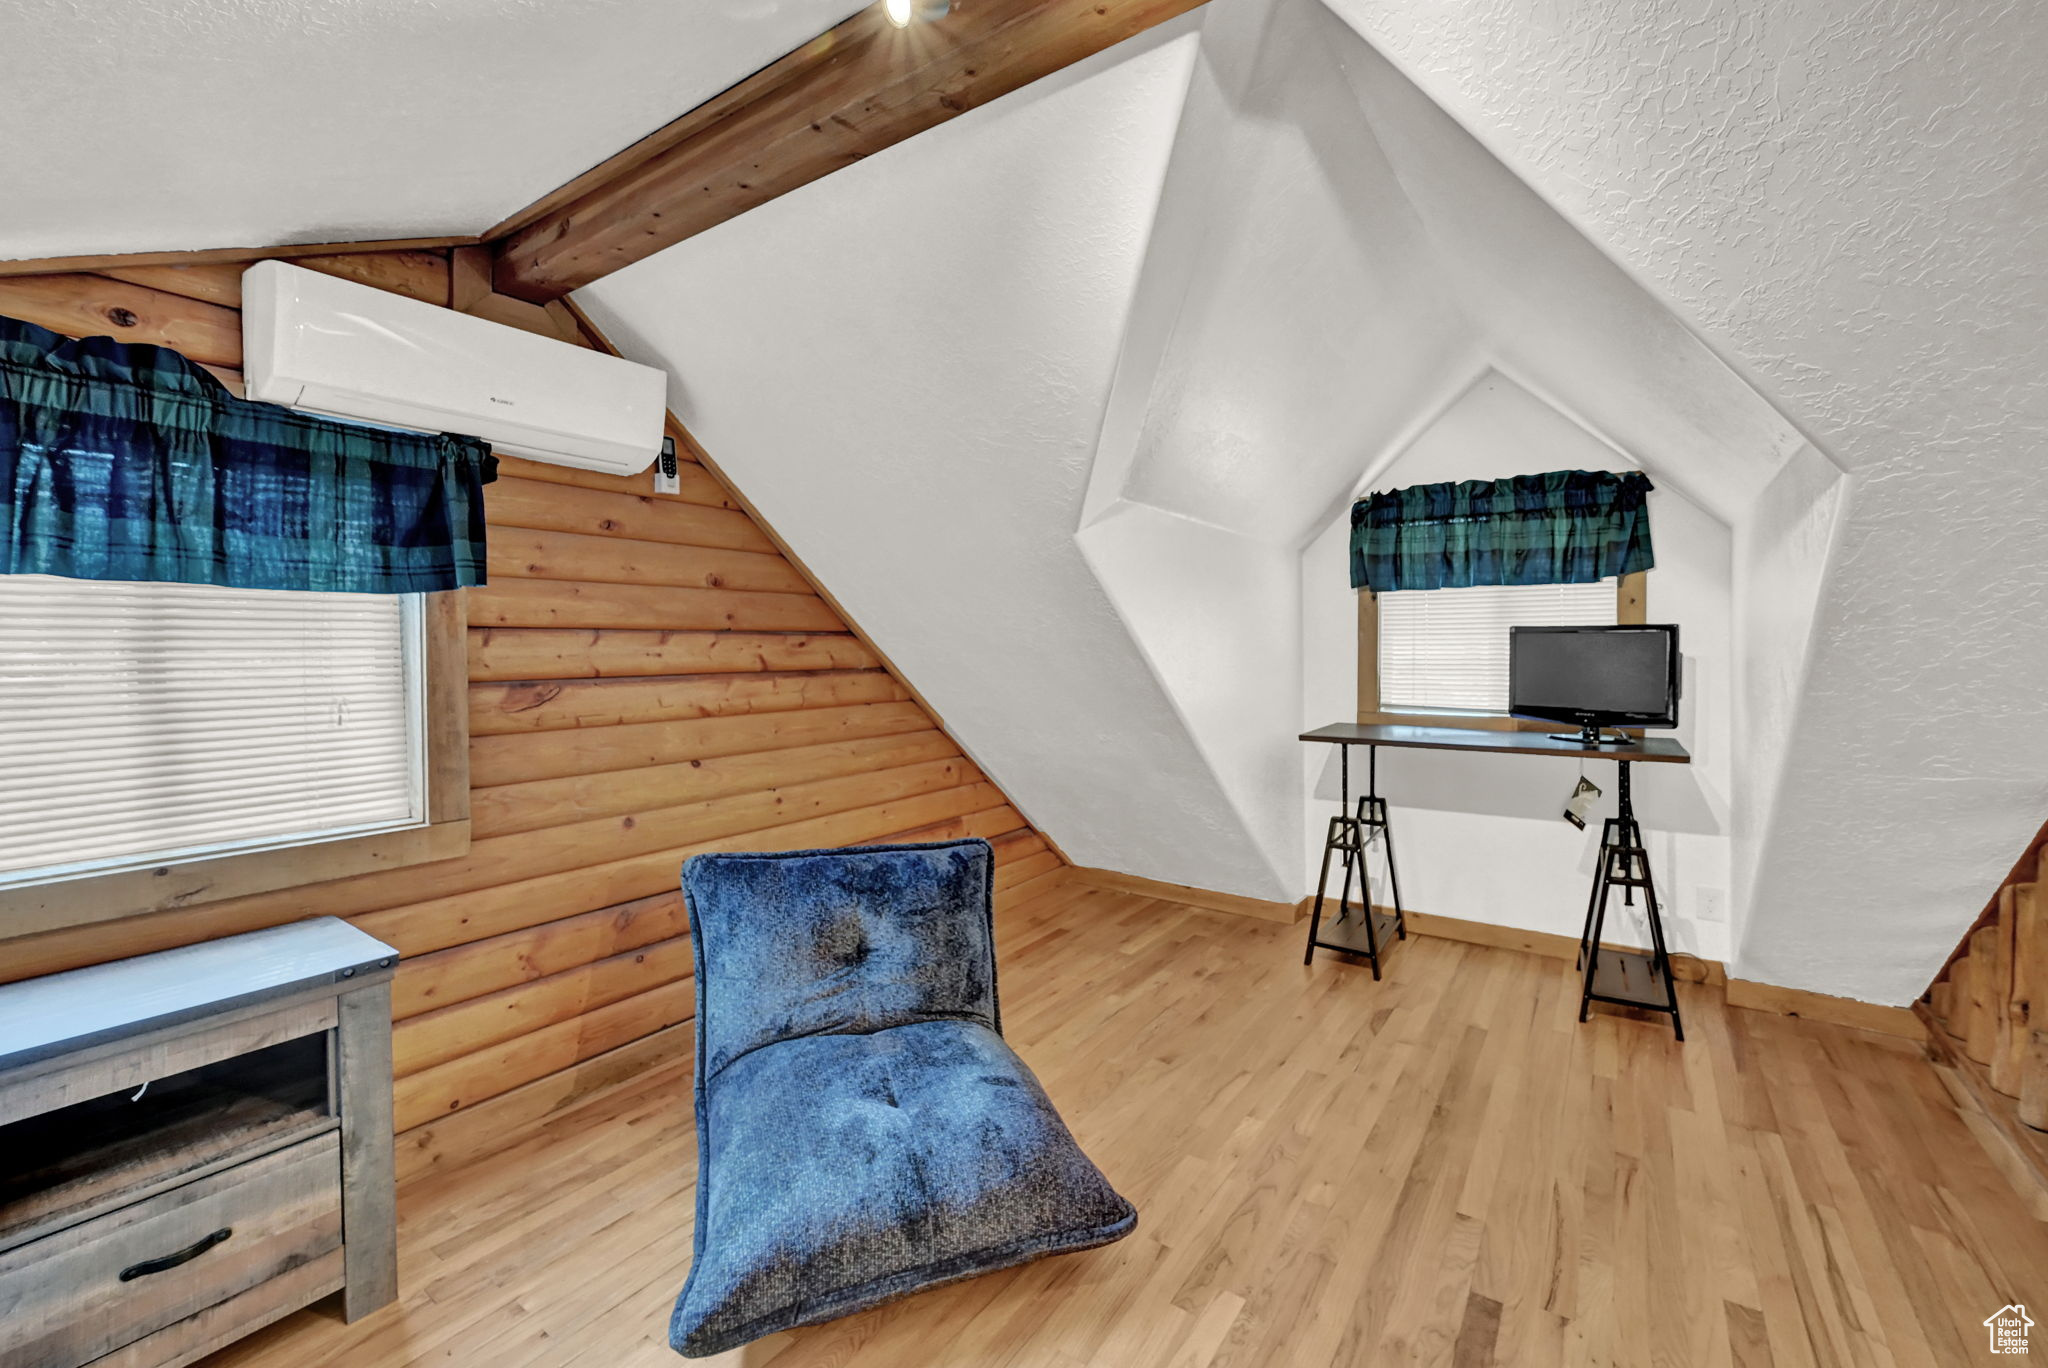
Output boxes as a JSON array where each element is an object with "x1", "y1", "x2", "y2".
[
  {"x1": 1349, "y1": 469, "x2": 1654, "y2": 593},
  {"x1": 0, "y1": 315, "x2": 495, "y2": 594}
]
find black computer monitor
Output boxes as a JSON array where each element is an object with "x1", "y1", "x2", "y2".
[{"x1": 1509, "y1": 624, "x2": 1680, "y2": 745}]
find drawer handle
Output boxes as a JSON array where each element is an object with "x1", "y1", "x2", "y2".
[{"x1": 119, "y1": 1227, "x2": 233, "y2": 1280}]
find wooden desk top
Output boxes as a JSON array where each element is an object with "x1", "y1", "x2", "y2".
[{"x1": 1299, "y1": 722, "x2": 1690, "y2": 765}]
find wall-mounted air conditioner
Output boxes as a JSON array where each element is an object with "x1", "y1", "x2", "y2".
[{"x1": 242, "y1": 260, "x2": 666, "y2": 476}]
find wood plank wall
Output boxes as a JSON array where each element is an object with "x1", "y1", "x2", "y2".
[{"x1": 0, "y1": 250, "x2": 1065, "y2": 1176}]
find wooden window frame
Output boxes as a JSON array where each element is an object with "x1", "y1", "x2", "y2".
[
  {"x1": 0, "y1": 592, "x2": 472, "y2": 939},
  {"x1": 1356, "y1": 571, "x2": 1646, "y2": 731}
]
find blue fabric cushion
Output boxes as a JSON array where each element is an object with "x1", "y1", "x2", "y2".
[
  {"x1": 691, "y1": 838, "x2": 1002, "y2": 1082},
  {"x1": 671, "y1": 841, "x2": 1135, "y2": 1357}
]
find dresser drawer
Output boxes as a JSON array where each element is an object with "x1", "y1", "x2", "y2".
[{"x1": 0, "y1": 1131, "x2": 342, "y2": 1368}]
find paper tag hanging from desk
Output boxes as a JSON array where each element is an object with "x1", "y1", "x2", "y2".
[{"x1": 1563, "y1": 776, "x2": 1602, "y2": 830}]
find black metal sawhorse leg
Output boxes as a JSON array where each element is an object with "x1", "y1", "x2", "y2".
[
  {"x1": 1575, "y1": 760, "x2": 1684, "y2": 1040},
  {"x1": 1304, "y1": 744, "x2": 1407, "y2": 979}
]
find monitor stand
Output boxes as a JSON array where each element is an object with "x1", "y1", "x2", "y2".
[{"x1": 1549, "y1": 722, "x2": 1623, "y2": 747}]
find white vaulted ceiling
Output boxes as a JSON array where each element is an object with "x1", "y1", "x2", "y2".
[
  {"x1": 1326, "y1": 0, "x2": 2048, "y2": 1000},
  {"x1": 581, "y1": 0, "x2": 1826, "y2": 915},
  {"x1": 578, "y1": 20, "x2": 1290, "y2": 895},
  {"x1": 0, "y1": 0, "x2": 864, "y2": 260},
  {"x1": 16, "y1": 0, "x2": 2038, "y2": 1004},
  {"x1": 585, "y1": 0, "x2": 2048, "y2": 1007}
]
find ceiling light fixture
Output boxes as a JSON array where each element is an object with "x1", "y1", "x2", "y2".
[{"x1": 885, "y1": 0, "x2": 950, "y2": 26}]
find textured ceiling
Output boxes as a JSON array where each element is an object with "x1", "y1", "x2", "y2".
[
  {"x1": 0, "y1": 0, "x2": 864, "y2": 260},
  {"x1": 585, "y1": 0, "x2": 1823, "y2": 924},
  {"x1": 30, "y1": 0, "x2": 2013, "y2": 1002},
  {"x1": 579, "y1": 0, "x2": 2038, "y2": 1003}
]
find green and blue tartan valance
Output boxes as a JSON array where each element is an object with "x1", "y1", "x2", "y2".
[
  {"x1": 0, "y1": 315, "x2": 495, "y2": 594},
  {"x1": 1349, "y1": 469, "x2": 1654, "y2": 593}
]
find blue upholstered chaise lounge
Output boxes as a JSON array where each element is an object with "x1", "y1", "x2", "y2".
[{"x1": 668, "y1": 839, "x2": 1136, "y2": 1357}]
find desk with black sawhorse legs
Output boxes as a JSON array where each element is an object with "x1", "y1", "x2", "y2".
[{"x1": 1298, "y1": 723, "x2": 1692, "y2": 1039}]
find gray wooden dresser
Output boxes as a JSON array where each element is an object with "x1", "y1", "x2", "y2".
[{"x1": 0, "y1": 918, "x2": 399, "y2": 1368}]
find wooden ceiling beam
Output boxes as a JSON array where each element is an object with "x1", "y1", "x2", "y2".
[
  {"x1": 101, "y1": 250, "x2": 454, "y2": 309},
  {"x1": 0, "y1": 235, "x2": 477, "y2": 281},
  {"x1": 490, "y1": 0, "x2": 1206, "y2": 303},
  {"x1": 0, "y1": 273, "x2": 244, "y2": 367}
]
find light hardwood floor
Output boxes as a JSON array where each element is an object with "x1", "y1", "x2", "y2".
[{"x1": 206, "y1": 879, "x2": 2048, "y2": 1368}]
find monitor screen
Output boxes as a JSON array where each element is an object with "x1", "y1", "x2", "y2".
[{"x1": 1510, "y1": 626, "x2": 1679, "y2": 726}]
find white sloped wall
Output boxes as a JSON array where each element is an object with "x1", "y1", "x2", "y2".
[
  {"x1": 581, "y1": 0, "x2": 2012, "y2": 1004},
  {"x1": 577, "y1": 19, "x2": 1299, "y2": 898},
  {"x1": 1074, "y1": 0, "x2": 1815, "y2": 941},
  {"x1": 1324, "y1": 0, "x2": 2048, "y2": 1001}
]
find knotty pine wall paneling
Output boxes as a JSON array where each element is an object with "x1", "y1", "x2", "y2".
[{"x1": 0, "y1": 250, "x2": 1064, "y2": 1178}]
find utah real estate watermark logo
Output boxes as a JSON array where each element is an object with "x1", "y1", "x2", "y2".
[{"x1": 1986, "y1": 1304, "x2": 2034, "y2": 1354}]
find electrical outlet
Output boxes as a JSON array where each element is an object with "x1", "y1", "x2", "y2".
[{"x1": 1695, "y1": 887, "x2": 1726, "y2": 923}]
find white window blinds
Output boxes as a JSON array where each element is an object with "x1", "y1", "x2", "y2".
[
  {"x1": 0, "y1": 576, "x2": 424, "y2": 887},
  {"x1": 1377, "y1": 580, "x2": 1615, "y2": 714}
]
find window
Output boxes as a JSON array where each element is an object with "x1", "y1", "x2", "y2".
[
  {"x1": 0, "y1": 577, "x2": 470, "y2": 936},
  {"x1": 1359, "y1": 573, "x2": 1644, "y2": 728}
]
